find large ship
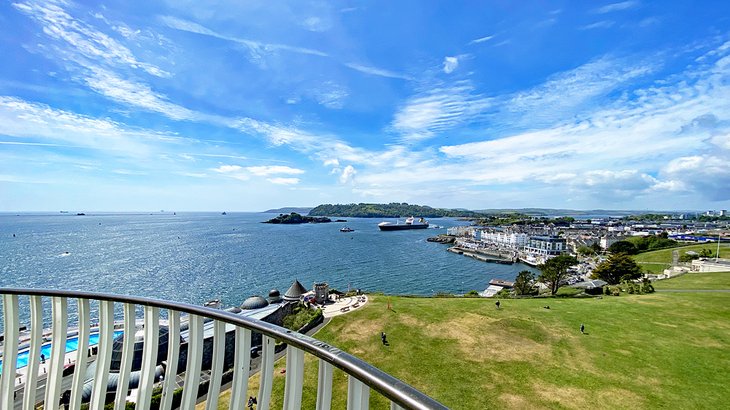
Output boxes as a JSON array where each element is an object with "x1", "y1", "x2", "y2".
[{"x1": 378, "y1": 216, "x2": 429, "y2": 231}]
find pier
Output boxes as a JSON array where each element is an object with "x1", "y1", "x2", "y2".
[{"x1": 447, "y1": 246, "x2": 515, "y2": 264}]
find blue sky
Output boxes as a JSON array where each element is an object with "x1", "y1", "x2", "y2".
[{"x1": 2, "y1": 0, "x2": 730, "y2": 212}]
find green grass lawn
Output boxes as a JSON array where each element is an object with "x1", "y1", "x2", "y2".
[
  {"x1": 634, "y1": 243, "x2": 730, "y2": 273},
  {"x1": 200, "y1": 290, "x2": 730, "y2": 409},
  {"x1": 654, "y1": 271, "x2": 730, "y2": 290}
]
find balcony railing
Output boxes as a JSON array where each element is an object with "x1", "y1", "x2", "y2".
[{"x1": 0, "y1": 288, "x2": 447, "y2": 410}]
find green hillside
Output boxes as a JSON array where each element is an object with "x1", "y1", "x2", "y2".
[{"x1": 308, "y1": 202, "x2": 485, "y2": 218}]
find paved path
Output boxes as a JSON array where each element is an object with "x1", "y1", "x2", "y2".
[{"x1": 320, "y1": 295, "x2": 368, "y2": 318}]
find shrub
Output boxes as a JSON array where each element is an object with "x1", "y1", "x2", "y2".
[{"x1": 464, "y1": 290, "x2": 480, "y2": 298}]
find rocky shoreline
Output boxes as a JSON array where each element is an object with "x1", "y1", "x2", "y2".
[{"x1": 263, "y1": 212, "x2": 332, "y2": 224}]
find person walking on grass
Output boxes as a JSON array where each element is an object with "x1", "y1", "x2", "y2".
[
  {"x1": 495, "y1": 300, "x2": 501, "y2": 309},
  {"x1": 580, "y1": 323, "x2": 585, "y2": 334}
]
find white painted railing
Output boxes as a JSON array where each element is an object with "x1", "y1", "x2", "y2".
[{"x1": 0, "y1": 289, "x2": 447, "y2": 410}]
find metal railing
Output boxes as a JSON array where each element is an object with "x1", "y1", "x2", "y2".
[{"x1": 0, "y1": 288, "x2": 447, "y2": 410}]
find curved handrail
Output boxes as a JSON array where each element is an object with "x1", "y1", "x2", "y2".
[{"x1": 0, "y1": 288, "x2": 448, "y2": 410}]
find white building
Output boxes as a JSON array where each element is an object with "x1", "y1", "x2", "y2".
[
  {"x1": 524, "y1": 235, "x2": 566, "y2": 256},
  {"x1": 599, "y1": 236, "x2": 621, "y2": 250},
  {"x1": 480, "y1": 230, "x2": 528, "y2": 249}
]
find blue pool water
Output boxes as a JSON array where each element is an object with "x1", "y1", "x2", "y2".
[{"x1": 0, "y1": 330, "x2": 124, "y2": 373}]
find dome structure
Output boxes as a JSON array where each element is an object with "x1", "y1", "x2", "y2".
[
  {"x1": 268, "y1": 289, "x2": 283, "y2": 304},
  {"x1": 240, "y1": 295, "x2": 270, "y2": 310},
  {"x1": 283, "y1": 279, "x2": 308, "y2": 302},
  {"x1": 109, "y1": 325, "x2": 175, "y2": 372}
]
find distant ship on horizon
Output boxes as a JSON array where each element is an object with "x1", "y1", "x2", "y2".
[{"x1": 378, "y1": 216, "x2": 429, "y2": 231}]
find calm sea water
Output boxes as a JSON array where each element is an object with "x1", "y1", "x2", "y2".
[{"x1": 0, "y1": 213, "x2": 535, "y2": 306}]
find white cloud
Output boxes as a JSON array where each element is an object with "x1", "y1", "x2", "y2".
[
  {"x1": 443, "y1": 56, "x2": 459, "y2": 74},
  {"x1": 14, "y1": 0, "x2": 169, "y2": 77},
  {"x1": 469, "y1": 35, "x2": 494, "y2": 45},
  {"x1": 302, "y1": 16, "x2": 330, "y2": 32},
  {"x1": 339, "y1": 165, "x2": 356, "y2": 184},
  {"x1": 83, "y1": 66, "x2": 197, "y2": 121},
  {"x1": 246, "y1": 165, "x2": 305, "y2": 176},
  {"x1": 344, "y1": 63, "x2": 413, "y2": 80},
  {"x1": 593, "y1": 1, "x2": 639, "y2": 14},
  {"x1": 580, "y1": 20, "x2": 615, "y2": 30},
  {"x1": 267, "y1": 177, "x2": 300, "y2": 185},
  {"x1": 392, "y1": 84, "x2": 491, "y2": 141},
  {"x1": 323, "y1": 159, "x2": 339, "y2": 167},
  {"x1": 0, "y1": 96, "x2": 184, "y2": 156},
  {"x1": 160, "y1": 15, "x2": 328, "y2": 58},
  {"x1": 211, "y1": 165, "x2": 243, "y2": 173}
]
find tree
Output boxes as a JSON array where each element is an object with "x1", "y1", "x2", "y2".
[
  {"x1": 577, "y1": 245, "x2": 596, "y2": 256},
  {"x1": 608, "y1": 240, "x2": 638, "y2": 255},
  {"x1": 538, "y1": 255, "x2": 578, "y2": 295},
  {"x1": 591, "y1": 253, "x2": 643, "y2": 285},
  {"x1": 514, "y1": 270, "x2": 536, "y2": 295}
]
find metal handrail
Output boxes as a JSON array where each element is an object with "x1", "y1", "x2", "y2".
[{"x1": 0, "y1": 288, "x2": 448, "y2": 409}]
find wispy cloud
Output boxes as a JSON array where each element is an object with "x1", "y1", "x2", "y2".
[
  {"x1": 391, "y1": 83, "x2": 492, "y2": 141},
  {"x1": 344, "y1": 62, "x2": 413, "y2": 80},
  {"x1": 159, "y1": 15, "x2": 329, "y2": 58},
  {"x1": 14, "y1": 0, "x2": 169, "y2": 77},
  {"x1": 246, "y1": 165, "x2": 304, "y2": 176},
  {"x1": 0, "y1": 96, "x2": 182, "y2": 156},
  {"x1": 580, "y1": 20, "x2": 616, "y2": 30},
  {"x1": 268, "y1": 177, "x2": 300, "y2": 185},
  {"x1": 469, "y1": 35, "x2": 494, "y2": 45},
  {"x1": 593, "y1": 1, "x2": 639, "y2": 14}
]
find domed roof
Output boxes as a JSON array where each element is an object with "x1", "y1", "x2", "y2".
[
  {"x1": 240, "y1": 295, "x2": 270, "y2": 310},
  {"x1": 268, "y1": 288, "x2": 283, "y2": 304},
  {"x1": 284, "y1": 279, "x2": 308, "y2": 301}
]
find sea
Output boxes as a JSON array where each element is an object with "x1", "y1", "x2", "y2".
[{"x1": 0, "y1": 212, "x2": 535, "y2": 314}]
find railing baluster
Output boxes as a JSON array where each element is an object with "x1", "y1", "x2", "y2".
[
  {"x1": 90, "y1": 300, "x2": 115, "y2": 410},
  {"x1": 229, "y1": 327, "x2": 251, "y2": 410},
  {"x1": 23, "y1": 295, "x2": 43, "y2": 410},
  {"x1": 390, "y1": 401, "x2": 405, "y2": 410},
  {"x1": 181, "y1": 314, "x2": 203, "y2": 409},
  {"x1": 114, "y1": 303, "x2": 136, "y2": 410},
  {"x1": 347, "y1": 376, "x2": 370, "y2": 410},
  {"x1": 1, "y1": 294, "x2": 19, "y2": 410},
  {"x1": 137, "y1": 306, "x2": 160, "y2": 410},
  {"x1": 316, "y1": 359, "x2": 333, "y2": 410},
  {"x1": 70, "y1": 298, "x2": 90, "y2": 410},
  {"x1": 205, "y1": 320, "x2": 225, "y2": 410},
  {"x1": 160, "y1": 310, "x2": 180, "y2": 410},
  {"x1": 44, "y1": 296, "x2": 67, "y2": 409},
  {"x1": 283, "y1": 346, "x2": 305, "y2": 409},
  {"x1": 257, "y1": 335, "x2": 276, "y2": 410}
]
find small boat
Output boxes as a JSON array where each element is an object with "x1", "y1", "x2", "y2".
[
  {"x1": 221, "y1": 212, "x2": 227, "y2": 215},
  {"x1": 340, "y1": 227, "x2": 355, "y2": 232},
  {"x1": 378, "y1": 216, "x2": 429, "y2": 231}
]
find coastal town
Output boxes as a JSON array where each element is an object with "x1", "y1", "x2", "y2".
[{"x1": 438, "y1": 210, "x2": 730, "y2": 296}]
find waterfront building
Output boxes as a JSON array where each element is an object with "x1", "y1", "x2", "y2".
[
  {"x1": 524, "y1": 235, "x2": 566, "y2": 257},
  {"x1": 480, "y1": 230, "x2": 528, "y2": 249}
]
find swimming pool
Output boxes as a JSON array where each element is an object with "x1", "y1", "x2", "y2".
[{"x1": 0, "y1": 330, "x2": 124, "y2": 373}]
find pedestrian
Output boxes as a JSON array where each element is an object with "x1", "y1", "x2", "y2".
[
  {"x1": 381, "y1": 332, "x2": 387, "y2": 345},
  {"x1": 495, "y1": 300, "x2": 501, "y2": 309},
  {"x1": 247, "y1": 395, "x2": 257, "y2": 409},
  {"x1": 580, "y1": 323, "x2": 585, "y2": 334},
  {"x1": 41, "y1": 353, "x2": 46, "y2": 364}
]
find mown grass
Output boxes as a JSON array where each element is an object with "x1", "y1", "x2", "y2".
[
  {"x1": 200, "y1": 289, "x2": 730, "y2": 409},
  {"x1": 634, "y1": 243, "x2": 730, "y2": 273},
  {"x1": 654, "y1": 271, "x2": 730, "y2": 290}
]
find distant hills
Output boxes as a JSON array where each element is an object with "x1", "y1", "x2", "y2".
[
  {"x1": 262, "y1": 207, "x2": 313, "y2": 214},
  {"x1": 308, "y1": 203, "x2": 484, "y2": 218}
]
